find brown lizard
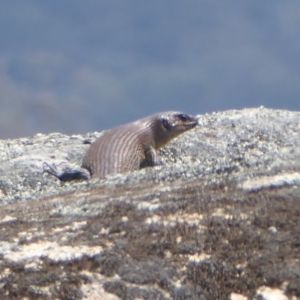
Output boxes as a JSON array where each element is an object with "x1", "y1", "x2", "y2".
[{"x1": 82, "y1": 111, "x2": 198, "y2": 179}]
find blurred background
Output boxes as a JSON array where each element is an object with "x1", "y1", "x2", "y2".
[{"x1": 1, "y1": 0, "x2": 300, "y2": 139}]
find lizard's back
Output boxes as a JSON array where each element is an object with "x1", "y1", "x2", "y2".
[{"x1": 82, "y1": 122, "x2": 151, "y2": 178}]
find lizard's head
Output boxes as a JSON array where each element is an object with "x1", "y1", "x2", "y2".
[{"x1": 154, "y1": 111, "x2": 198, "y2": 148}]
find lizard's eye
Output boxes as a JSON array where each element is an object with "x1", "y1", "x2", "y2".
[
  {"x1": 177, "y1": 114, "x2": 189, "y2": 122},
  {"x1": 162, "y1": 119, "x2": 170, "y2": 130}
]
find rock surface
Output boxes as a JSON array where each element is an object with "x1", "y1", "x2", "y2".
[{"x1": 0, "y1": 107, "x2": 299, "y2": 299}]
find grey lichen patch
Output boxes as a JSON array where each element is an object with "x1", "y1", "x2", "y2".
[
  {"x1": 239, "y1": 172, "x2": 300, "y2": 191},
  {"x1": 137, "y1": 198, "x2": 160, "y2": 211},
  {"x1": 0, "y1": 215, "x2": 17, "y2": 224},
  {"x1": 145, "y1": 212, "x2": 205, "y2": 229},
  {"x1": 80, "y1": 272, "x2": 121, "y2": 300},
  {"x1": 255, "y1": 285, "x2": 289, "y2": 300},
  {"x1": 4, "y1": 241, "x2": 103, "y2": 263}
]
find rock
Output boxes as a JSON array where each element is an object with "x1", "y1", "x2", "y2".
[{"x1": 0, "y1": 107, "x2": 299, "y2": 299}]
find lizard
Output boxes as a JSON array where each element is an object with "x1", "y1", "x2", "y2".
[{"x1": 82, "y1": 111, "x2": 198, "y2": 179}]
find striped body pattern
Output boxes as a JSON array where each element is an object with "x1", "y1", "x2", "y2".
[{"x1": 82, "y1": 111, "x2": 198, "y2": 179}]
